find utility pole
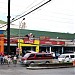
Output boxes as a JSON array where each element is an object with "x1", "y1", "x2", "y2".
[{"x1": 7, "y1": 0, "x2": 10, "y2": 54}]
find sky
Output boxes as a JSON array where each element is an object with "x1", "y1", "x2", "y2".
[{"x1": 0, "y1": 0, "x2": 75, "y2": 33}]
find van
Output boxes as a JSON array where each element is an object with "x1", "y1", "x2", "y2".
[
  {"x1": 21, "y1": 53, "x2": 53, "y2": 66},
  {"x1": 58, "y1": 53, "x2": 75, "y2": 62}
]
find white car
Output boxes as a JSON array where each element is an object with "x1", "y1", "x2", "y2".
[{"x1": 58, "y1": 53, "x2": 75, "y2": 62}]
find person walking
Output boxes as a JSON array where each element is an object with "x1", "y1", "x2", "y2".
[
  {"x1": 4, "y1": 55, "x2": 8, "y2": 64},
  {"x1": 7, "y1": 55, "x2": 11, "y2": 67},
  {"x1": 13, "y1": 55, "x2": 17, "y2": 67},
  {"x1": 0, "y1": 55, "x2": 4, "y2": 65}
]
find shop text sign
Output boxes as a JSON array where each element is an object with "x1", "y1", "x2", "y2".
[
  {"x1": 24, "y1": 39, "x2": 34, "y2": 44},
  {"x1": 4, "y1": 38, "x2": 18, "y2": 43},
  {"x1": 40, "y1": 40, "x2": 65, "y2": 45}
]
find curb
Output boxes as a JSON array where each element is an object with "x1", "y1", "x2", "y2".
[
  {"x1": 26, "y1": 62, "x2": 75, "y2": 70},
  {"x1": 26, "y1": 66, "x2": 74, "y2": 70}
]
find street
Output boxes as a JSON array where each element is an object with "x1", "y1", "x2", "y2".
[{"x1": 0, "y1": 63, "x2": 75, "y2": 75}]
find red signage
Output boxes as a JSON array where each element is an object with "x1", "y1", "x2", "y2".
[
  {"x1": 24, "y1": 39, "x2": 34, "y2": 44},
  {"x1": 4, "y1": 38, "x2": 18, "y2": 43},
  {"x1": 40, "y1": 40, "x2": 65, "y2": 45}
]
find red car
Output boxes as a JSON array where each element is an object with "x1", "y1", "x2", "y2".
[{"x1": 21, "y1": 52, "x2": 53, "y2": 66}]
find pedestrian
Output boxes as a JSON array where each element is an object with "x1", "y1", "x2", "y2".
[
  {"x1": 13, "y1": 55, "x2": 17, "y2": 67},
  {"x1": 4, "y1": 55, "x2": 8, "y2": 64},
  {"x1": 7, "y1": 55, "x2": 11, "y2": 67},
  {"x1": 0, "y1": 55, "x2": 4, "y2": 65}
]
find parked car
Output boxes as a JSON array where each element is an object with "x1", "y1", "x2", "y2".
[
  {"x1": 26, "y1": 50, "x2": 37, "y2": 53},
  {"x1": 58, "y1": 53, "x2": 75, "y2": 62},
  {"x1": 21, "y1": 52, "x2": 53, "y2": 66}
]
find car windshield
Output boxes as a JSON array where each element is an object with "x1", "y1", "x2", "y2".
[
  {"x1": 24, "y1": 53, "x2": 30, "y2": 58},
  {"x1": 59, "y1": 55, "x2": 65, "y2": 58}
]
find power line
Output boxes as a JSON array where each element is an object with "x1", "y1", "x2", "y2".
[
  {"x1": 11, "y1": 0, "x2": 46, "y2": 21},
  {"x1": 0, "y1": 24, "x2": 7, "y2": 28},
  {"x1": 11, "y1": 0, "x2": 51, "y2": 23},
  {"x1": 11, "y1": 0, "x2": 36, "y2": 21},
  {"x1": 18, "y1": 0, "x2": 46, "y2": 16},
  {"x1": 0, "y1": 0, "x2": 51, "y2": 28}
]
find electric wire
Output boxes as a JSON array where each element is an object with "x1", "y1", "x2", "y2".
[
  {"x1": 11, "y1": 0, "x2": 46, "y2": 21},
  {"x1": 0, "y1": 0, "x2": 51, "y2": 28},
  {"x1": 11, "y1": 0, "x2": 36, "y2": 21},
  {"x1": 0, "y1": 24, "x2": 7, "y2": 28},
  {"x1": 11, "y1": 0, "x2": 51, "y2": 23},
  {"x1": 0, "y1": 0, "x2": 46, "y2": 28}
]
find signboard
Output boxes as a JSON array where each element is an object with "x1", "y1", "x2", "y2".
[
  {"x1": 40, "y1": 40, "x2": 65, "y2": 45},
  {"x1": 65, "y1": 42, "x2": 75, "y2": 46},
  {"x1": 24, "y1": 39, "x2": 34, "y2": 44},
  {"x1": 4, "y1": 38, "x2": 18, "y2": 43}
]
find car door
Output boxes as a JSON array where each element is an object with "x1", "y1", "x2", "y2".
[
  {"x1": 65, "y1": 55, "x2": 70, "y2": 62},
  {"x1": 36, "y1": 54, "x2": 43, "y2": 63},
  {"x1": 70, "y1": 55, "x2": 75, "y2": 62}
]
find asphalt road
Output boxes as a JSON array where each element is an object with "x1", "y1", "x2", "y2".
[{"x1": 0, "y1": 63, "x2": 75, "y2": 75}]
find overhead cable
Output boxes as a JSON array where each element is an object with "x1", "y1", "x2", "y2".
[
  {"x1": 11, "y1": 0, "x2": 51, "y2": 23},
  {"x1": 11, "y1": 0, "x2": 46, "y2": 21},
  {"x1": 0, "y1": 24, "x2": 7, "y2": 28},
  {"x1": 0, "y1": 0, "x2": 51, "y2": 28}
]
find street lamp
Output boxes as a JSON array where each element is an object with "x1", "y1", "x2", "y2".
[{"x1": 18, "y1": 18, "x2": 25, "y2": 57}]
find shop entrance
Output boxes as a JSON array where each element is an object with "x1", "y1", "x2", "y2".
[
  {"x1": 22, "y1": 46, "x2": 36, "y2": 55},
  {"x1": 39, "y1": 46, "x2": 50, "y2": 53},
  {"x1": 51, "y1": 46, "x2": 62, "y2": 58},
  {"x1": 63, "y1": 47, "x2": 75, "y2": 53},
  {"x1": 4, "y1": 46, "x2": 17, "y2": 55}
]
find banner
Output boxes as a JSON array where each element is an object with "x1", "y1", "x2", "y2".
[{"x1": 40, "y1": 40, "x2": 65, "y2": 45}]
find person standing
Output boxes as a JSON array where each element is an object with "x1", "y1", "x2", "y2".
[
  {"x1": 7, "y1": 55, "x2": 11, "y2": 67},
  {"x1": 4, "y1": 55, "x2": 8, "y2": 64},
  {"x1": 13, "y1": 55, "x2": 17, "y2": 67},
  {"x1": 0, "y1": 55, "x2": 4, "y2": 65}
]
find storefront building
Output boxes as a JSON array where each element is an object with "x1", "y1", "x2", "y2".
[
  {"x1": 0, "y1": 27, "x2": 75, "y2": 55},
  {"x1": 18, "y1": 37, "x2": 39, "y2": 55},
  {"x1": 17, "y1": 36, "x2": 75, "y2": 56},
  {"x1": 4, "y1": 38, "x2": 18, "y2": 55},
  {"x1": 0, "y1": 36, "x2": 75, "y2": 56}
]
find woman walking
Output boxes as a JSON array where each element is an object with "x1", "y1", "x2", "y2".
[
  {"x1": 13, "y1": 55, "x2": 17, "y2": 67},
  {"x1": 7, "y1": 55, "x2": 11, "y2": 67}
]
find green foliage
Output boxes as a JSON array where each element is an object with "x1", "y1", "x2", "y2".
[
  {"x1": 0, "y1": 20, "x2": 6, "y2": 24},
  {"x1": 3, "y1": 28, "x2": 75, "y2": 40}
]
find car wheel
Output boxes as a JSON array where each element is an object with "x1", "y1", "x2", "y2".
[
  {"x1": 29, "y1": 62, "x2": 35, "y2": 66},
  {"x1": 45, "y1": 61, "x2": 50, "y2": 64}
]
